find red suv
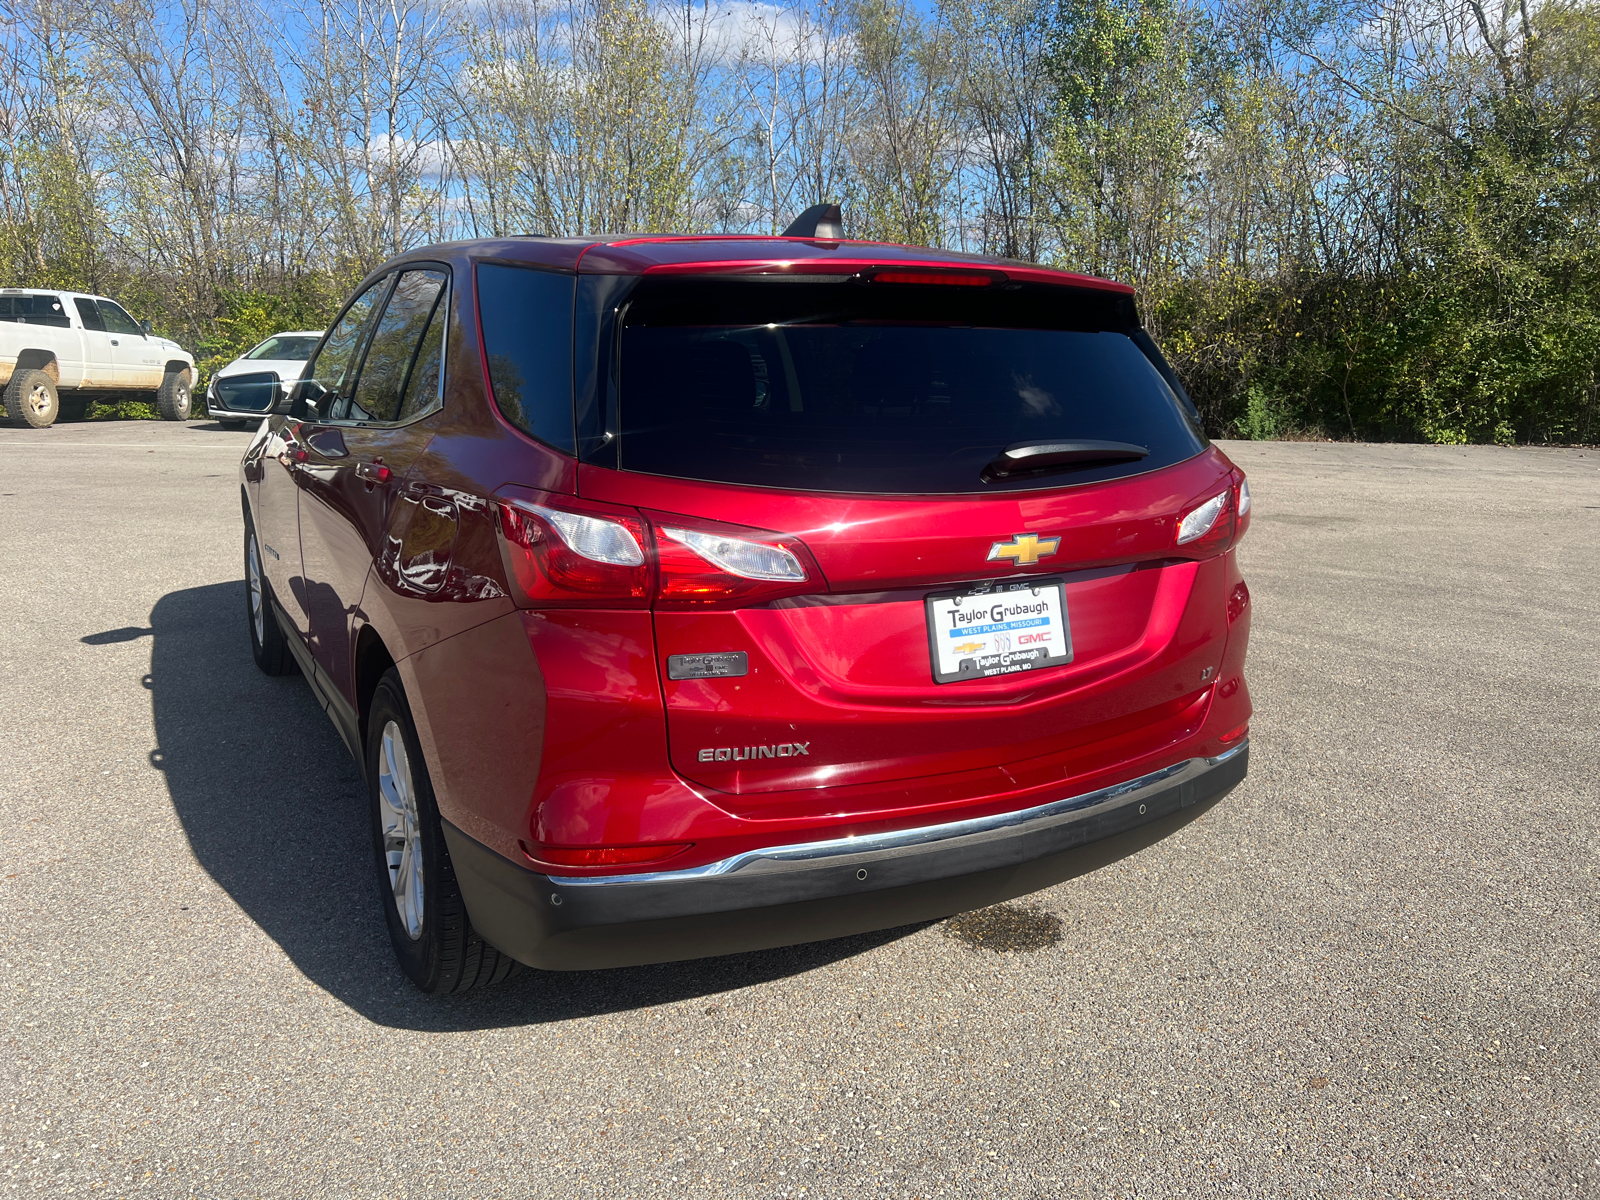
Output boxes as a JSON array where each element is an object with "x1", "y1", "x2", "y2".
[{"x1": 240, "y1": 229, "x2": 1252, "y2": 993}]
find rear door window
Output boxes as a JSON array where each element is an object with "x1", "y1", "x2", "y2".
[
  {"x1": 342, "y1": 269, "x2": 447, "y2": 423},
  {"x1": 303, "y1": 278, "x2": 388, "y2": 412},
  {"x1": 74, "y1": 299, "x2": 106, "y2": 332},
  {"x1": 615, "y1": 279, "x2": 1205, "y2": 494},
  {"x1": 398, "y1": 291, "x2": 447, "y2": 422}
]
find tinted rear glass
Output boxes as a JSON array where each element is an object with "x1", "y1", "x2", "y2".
[
  {"x1": 477, "y1": 263, "x2": 575, "y2": 454},
  {"x1": 0, "y1": 294, "x2": 69, "y2": 327},
  {"x1": 616, "y1": 279, "x2": 1205, "y2": 494}
]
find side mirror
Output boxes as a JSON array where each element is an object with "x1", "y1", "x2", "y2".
[{"x1": 139, "y1": 319, "x2": 153, "y2": 336}]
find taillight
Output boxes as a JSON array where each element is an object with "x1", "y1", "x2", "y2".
[
  {"x1": 650, "y1": 513, "x2": 822, "y2": 608},
  {"x1": 495, "y1": 494, "x2": 652, "y2": 606},
  {"x1": 1175, "y1": 472, "x2": 1250, "y2": 559},
  {"x1": 1175, "y1": 490, "x2": 1233, "y2": 557}
]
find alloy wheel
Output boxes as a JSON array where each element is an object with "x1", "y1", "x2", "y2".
[
  {"x1": 377, "y1": 720, "x2": 425, "y2": 940},
  {"x1": 246, "y1": 536, "x2": 265, "y2": 645},
  {"x1": 26, "y1": 383, "x2": 50, "y2": 418}
]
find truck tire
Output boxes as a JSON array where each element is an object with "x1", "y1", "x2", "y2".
[
  {"x1": 3, "y1": 369, "x2": 59, "y2": 428},
  {"x1": 156, "y1": 367, "x2": 192, "y2": 421}
]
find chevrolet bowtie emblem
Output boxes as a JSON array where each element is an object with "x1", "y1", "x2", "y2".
[{"x1": 987, "y1": 532, "x2": 1060, "y2": 567}]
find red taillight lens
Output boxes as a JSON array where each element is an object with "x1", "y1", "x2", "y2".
[
  {"x1": 495, "y1": 494, "x2": 652, "y2": 606},
  {"x1": 649, "y1": 513, "x2": 822, "y2": 608},
  {"x1": 521, "y1": 841, "x2": 692, "y2": 869},
  {"x1": 1218, "y1": 722, "x2": 1249, "y2": 745}
]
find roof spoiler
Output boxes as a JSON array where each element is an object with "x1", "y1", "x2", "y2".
[{"x1": 782, "y1": 203, "x2": 844, "y2": 240}]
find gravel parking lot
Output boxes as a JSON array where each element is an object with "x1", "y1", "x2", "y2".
[{"x1": 2, "y1": 422, "x2": 1597, "y2": 1198}]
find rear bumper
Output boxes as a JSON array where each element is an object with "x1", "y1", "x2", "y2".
[{"x1": 444, "y1": 742, "x2": 1248, "y2": 971}]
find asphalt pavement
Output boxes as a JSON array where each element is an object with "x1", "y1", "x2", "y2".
[{"x1": 2, "y1": 421, "x2": 1597, "y2": 1198}]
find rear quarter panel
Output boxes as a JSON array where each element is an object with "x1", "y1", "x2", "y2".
[{"x1": 0, "y1": 321, "x2": 86, "y2": 388}]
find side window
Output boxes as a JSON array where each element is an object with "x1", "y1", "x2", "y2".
[
  {"x1": 476, "y1": 263, "x2": 575, "y2": 453},
  {"x1": 0, "y1": 294, "x2": 69, "y2": 327},
  {"x1": 303, "y1": 278, "x2": 388, "y2": 414},
  {"x1": 75, "y1": 299, "x2": 106, "y2": 332},
  {"x1": 97, "y1": 300, "x2": 143, "y2": 336},
  {"x1": 344, "y1": 269, "x2": 447, "y2": 423},
  {"x1": 398, "y1": 286, "x2": 447, "y2": 422}
]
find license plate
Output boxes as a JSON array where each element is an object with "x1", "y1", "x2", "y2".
[{"x1": 925, "y1": 577, "x2": 1074, "y2": 683}]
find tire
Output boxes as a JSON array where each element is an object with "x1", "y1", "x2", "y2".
[
  {"x1": 3, "y1": 369, "x2": 59, "y2": 428},
  {"x1": 367, "y1": 669, "x2": 518, "y2": 994},
  {"x1": 245, "y1": 520, "x2": 298, "y2": 677},
  {"x1": 156, "y1": 366, "x2": 193, "y2": 421}
]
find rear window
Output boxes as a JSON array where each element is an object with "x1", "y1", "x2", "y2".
[
  {"x1": 0, "y1": 294, "x2": 69, "y2": 327},
  {"x1": 615, "y1": 279, "x2": 1205, "y2": 494}
]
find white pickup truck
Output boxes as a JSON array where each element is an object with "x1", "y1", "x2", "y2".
[{"x1": 0, "y1": 289, "x2": 196, "y2": 427}]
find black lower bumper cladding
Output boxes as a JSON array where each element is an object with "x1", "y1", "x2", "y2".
[{"x1": 444, "y1": 743, "x2": 1248, "y2": 971}]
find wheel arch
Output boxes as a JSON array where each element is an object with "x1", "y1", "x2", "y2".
[
  {"x1": 355, "y1": 624, "x2": 397, "y2": 751},
  {"x1": 164, "y1": 359, "x2": 192, "y2": 378},
  {"x1": 15, "y1": 350, "x2": 59, "y2": 381}
]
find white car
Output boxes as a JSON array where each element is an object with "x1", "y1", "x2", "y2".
[
  {"x1": 205, "y1": 330, "x2": 324, "y2": 429},
  {"x1": 0, "y1": 288, "x2": 195, "y2": 427}
]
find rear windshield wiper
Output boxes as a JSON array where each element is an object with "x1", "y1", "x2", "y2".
[{"x1": 981, "y1": 439, "x2": 1149, "y2": 483}]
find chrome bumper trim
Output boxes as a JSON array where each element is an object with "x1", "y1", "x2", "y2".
[{"x1": 551, "y1": 741, "x2": 1248, "y2": 886}]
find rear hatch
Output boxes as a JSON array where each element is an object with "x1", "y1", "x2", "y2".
[{"x1": 578, "y1": 268, "x2": 1238, "y2": 819}]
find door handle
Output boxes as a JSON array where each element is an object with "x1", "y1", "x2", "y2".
[
  {"x1": 355, "y1": 460, "x2": 392, "y2": 485},
  {"x1": 110, "y1": 339, "x2": 119, "y2": 346}
]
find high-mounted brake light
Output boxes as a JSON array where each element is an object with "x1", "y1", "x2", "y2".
[
  {"x1": 495, "y1": 496, "x2": 651, "y2": 606},
  {"x1": 870, "y1": 270, "x2": 992, "y2": 287}
]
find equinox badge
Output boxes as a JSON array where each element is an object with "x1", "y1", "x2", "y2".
[
  {"x1": 987, "y1": 532, "x2": 1060, "y2": 567},
  {"x1": 698, "y1": 742, "x2": 810, "y2": 763}
]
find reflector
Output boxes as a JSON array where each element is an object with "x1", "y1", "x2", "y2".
[{"x1": 524, "y1": 842, "x2": 693, "y2": 868}]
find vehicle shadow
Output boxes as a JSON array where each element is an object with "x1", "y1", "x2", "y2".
[{"x1": 147, "y1": 582, "x2": 920, "y2": 1031}]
